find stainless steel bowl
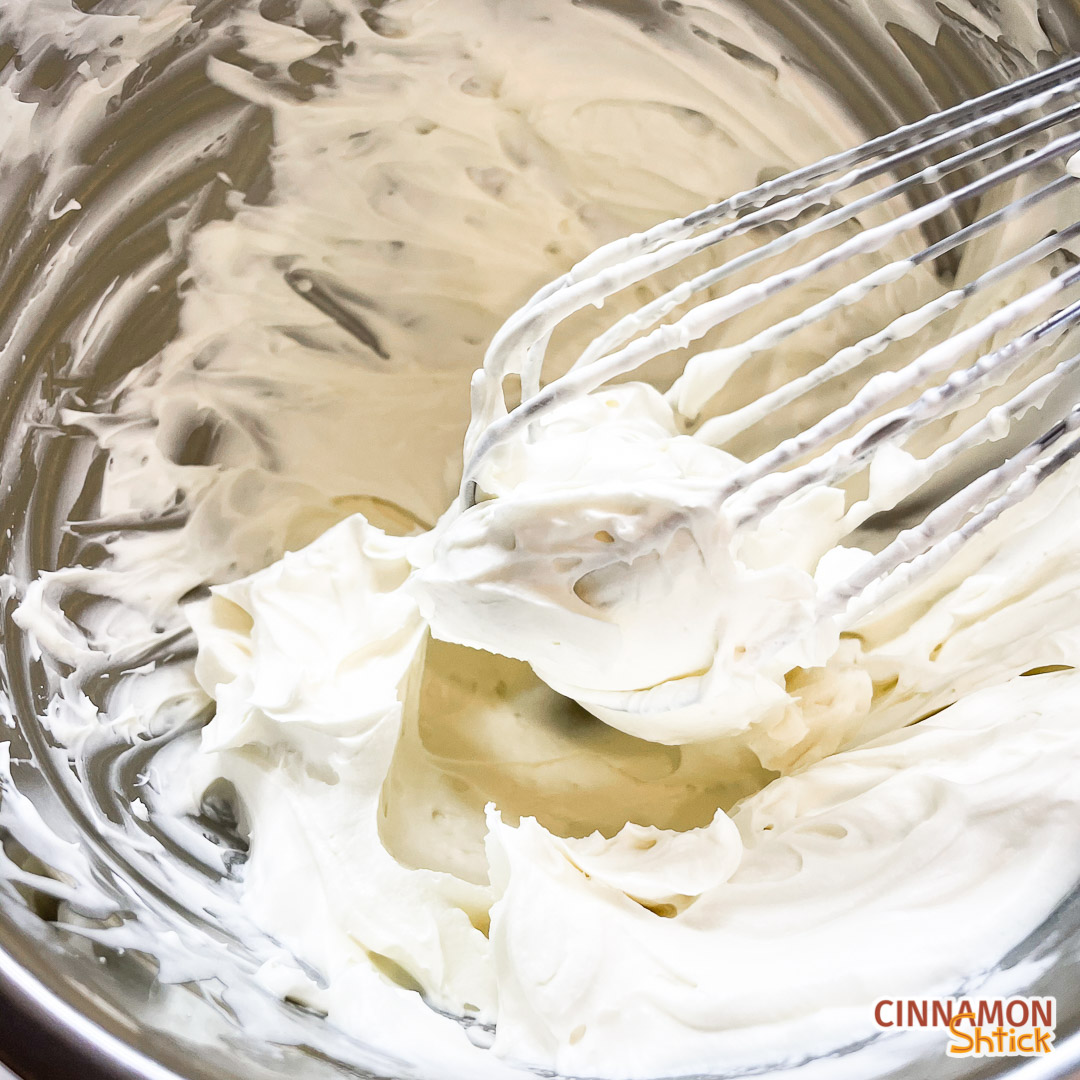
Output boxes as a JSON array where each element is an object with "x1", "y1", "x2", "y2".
[{"x1": 2, "y1": 1, "x2": 1080, "y2": 1077}]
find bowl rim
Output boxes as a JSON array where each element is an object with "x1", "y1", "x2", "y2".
[{"x1": 0, "y1": 924, "x2": 183, "y2": 1080}]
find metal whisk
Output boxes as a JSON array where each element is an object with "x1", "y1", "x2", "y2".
[{"x1": 458, "y1": 56, "x2": 1080, "y2": 665}]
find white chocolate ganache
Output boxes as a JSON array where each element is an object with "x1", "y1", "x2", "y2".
[{"x1": 6, "y1": 0, "x2": 1080, "y2": 1077}]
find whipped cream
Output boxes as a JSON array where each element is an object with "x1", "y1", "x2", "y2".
[
  {"x1": 187, "y1": 452, "x2": 1080, "y2": 1077},
  {"x1": 412, "y1": 382, "x2": 849, "y2": 744},
  {"x1": 5, "y1": 0, "x2": 1080, "y2": 1076}
]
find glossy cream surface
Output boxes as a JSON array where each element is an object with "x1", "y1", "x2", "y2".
[{"x1": 5, "y1": 0, "x2": 1080, "y2": 1076}]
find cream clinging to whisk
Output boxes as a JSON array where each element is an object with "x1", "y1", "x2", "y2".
[{"x1": 414, "y1": 58, "x2": 1080, "y2": 739}]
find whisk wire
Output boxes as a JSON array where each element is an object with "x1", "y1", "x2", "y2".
[
  {"x1": 726, "y1": 237, "x2": 1080, "y2": 524},
  {"x1": 460, "y1": 60, "x2": 1080, "y2": 683},
  {"x1": 574, "y1": 98, "x2": 1080, "y2": 385},
  {"x1": 465, "y1": 126, "x2": 1080, "y2": 495},
  {"x1": 829, "y1": 395, "x2": 1080, "y2": 624},
  {"x1": 462, "y1": 60, "x2": 1080, "y2": 492},
  {"x1": 690, "y1": 177, "x2": 1080, "y2": 446}
]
